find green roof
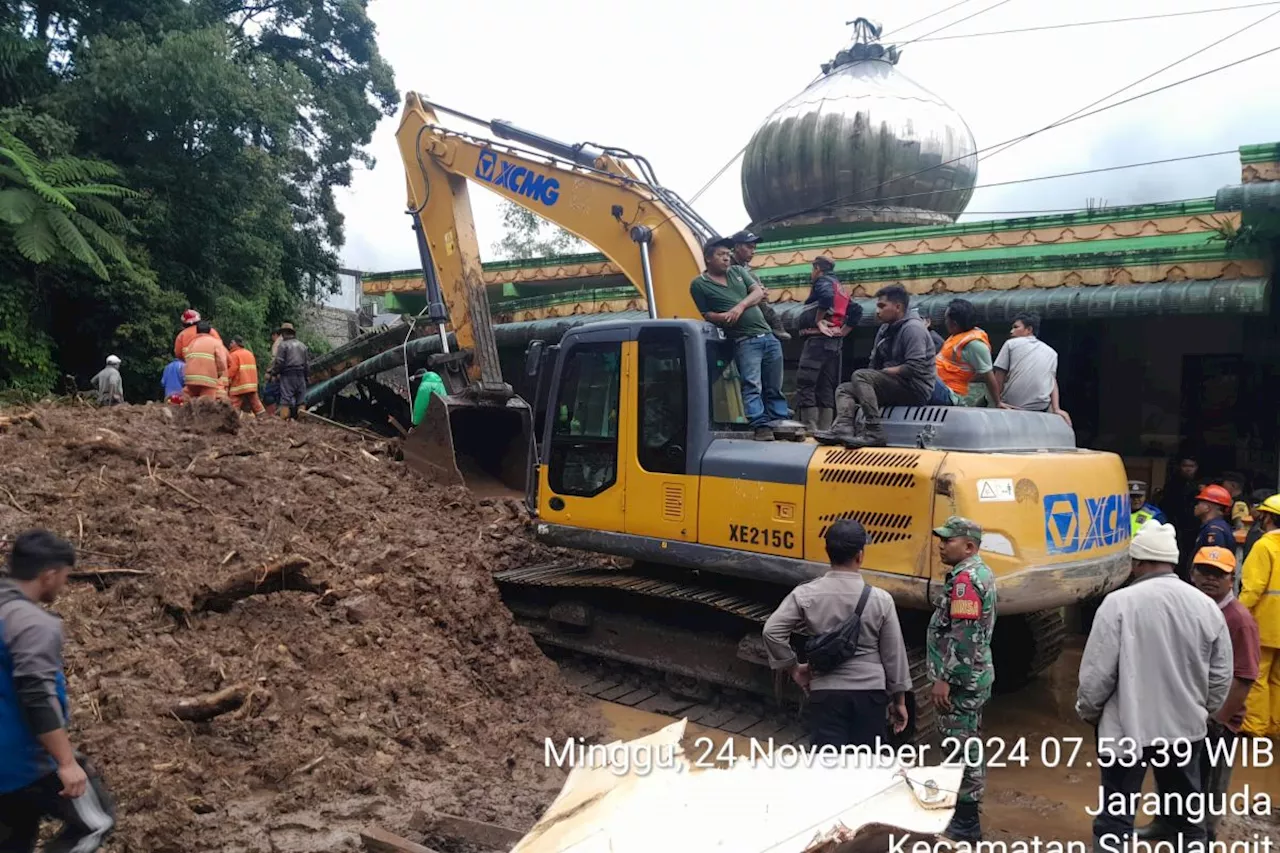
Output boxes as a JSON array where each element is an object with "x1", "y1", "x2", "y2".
[
  {"x1": 1240, "y1": 143, "x2": 1280, "y2": 165},
  {"x1": 363, "y1": 197, "x2": 1233, "y2": 283}
]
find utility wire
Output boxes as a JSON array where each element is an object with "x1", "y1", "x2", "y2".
[
  {"x1": 881, "y1": 0, "x2": 984, "y2": 39},
  {"x1": 896, "y1": 0, "x2": 1022, "y2": 48},
  {"x1": 835, "y1": 150, "x2": 1236, "y2": 210},
  {"x1": 980, "y1": 3, "x2": 1280, "y2": 162},
  {"x1": 956, "y1": 198, "x2": 1208, "y2": 215},
  {"x1": 908, "y1": 2, "x2": 1280, "y2": 42},
  {"x1": 759, "y1": 42, "x2": 1280, "y2": 226},
  {"x1": 689, "y1": 0, "x2": 1018, "y2": 206}
]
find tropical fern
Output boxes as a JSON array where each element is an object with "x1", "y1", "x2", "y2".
[{"x1": 0, "y1": 125, "x2": 138, "y2": 280}]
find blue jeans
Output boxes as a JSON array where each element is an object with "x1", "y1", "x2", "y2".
[
  {"x1": 734, "y1": 334, "x2": 790, "y2": 426},
  {"x1": 928, "y1": 377, "x2": 954, "y2": 406}
]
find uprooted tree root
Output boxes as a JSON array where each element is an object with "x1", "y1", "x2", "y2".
[{"x1": 186, "y1": 556, "x2": 329, "y2": 614}]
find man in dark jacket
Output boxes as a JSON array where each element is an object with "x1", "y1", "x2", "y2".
[
  {"x1": 816, "y1": 285, "x2": 935, "y2": 448},
  {"x1": 0, "y1": 530, "x2": 115, "y2": 853},
  {"x1": 268, "y1": 322, "x2": 310, "y2": 420}
]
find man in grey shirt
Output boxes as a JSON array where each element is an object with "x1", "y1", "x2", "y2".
[
  {"x1": 89, "y1": 355, "x2": 124, "y2": 406},
  {"x1": 0, "y1": 529, "x2": 115, "y2": 852},
  {"x1": 762, "y1": 519, "x2": 911, "y2": 748},
  {"x1": 992, "y1": 312, "x2": 1071, "y2": 425},
  {"x1": 816, "y1": 285, "x2": 936, "y2": 448},
  {"x1": 1076, "y1": 519, "x2": 1231, "y2": 852}
]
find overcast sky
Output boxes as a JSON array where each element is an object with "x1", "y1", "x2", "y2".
[{"x1": 335, "y1": 0, "x2": 1280, "y2": 274}]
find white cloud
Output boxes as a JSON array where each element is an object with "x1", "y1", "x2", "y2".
[{"x1": 337, "y1": 0, "x2": 1280, "y2": 273}]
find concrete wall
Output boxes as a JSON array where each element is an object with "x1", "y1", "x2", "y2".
[{"x1": 299, "y1": 304, "x2": 362, "y2": 351}]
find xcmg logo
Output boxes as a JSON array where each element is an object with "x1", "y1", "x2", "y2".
[
  {"x1": 475, "y1": 150, "x2": 560, "y2": 207},
  {"x1": 1042, "y1": 492, "x2": 1129, "y2": 555}
]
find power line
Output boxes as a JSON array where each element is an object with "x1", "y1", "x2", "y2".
[
  {"x1": 839, "y1": 150, "x2": 1236, "y2": 210},
  {"x1": 980, "y1": 3, "x2": 1280, "y2": 162},
  {"x1": 881, "y1": 0, "x2": 984, "y2": 38},
  {"x1": 689, "y1": 0, "x2": 1019, "y2": 206},
  {"x1": 897, "y1": 0, "x2": 1022, "y2": 47},
  {"x1": 758, "y1": 41, "x2": 1280, "y2": 226},
  {"x1": 907, "y1": 2, "x2": 1280, "y2": 42},
  {"x1": 956, "y1": 199, "x2": 1208, "y2": 215}
]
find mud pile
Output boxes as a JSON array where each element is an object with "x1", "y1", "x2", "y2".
[{"x1": 0, "y1": 403, "x2": 605, "y2": 852}]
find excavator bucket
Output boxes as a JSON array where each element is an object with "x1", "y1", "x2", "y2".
[{"x1": 402, "y1": 391, "x2": 534, "y2": 499}]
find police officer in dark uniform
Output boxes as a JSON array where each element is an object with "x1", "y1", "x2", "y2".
[{"x1": 794, "y1": 256, "x2": 860, "y2": 432}]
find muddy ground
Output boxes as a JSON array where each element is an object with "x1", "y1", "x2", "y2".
[{"x1": 0, "y1": 402, "x2": 606, "y2": 852}]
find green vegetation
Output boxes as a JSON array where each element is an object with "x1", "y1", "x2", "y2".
[{"x1": 0, "y1": 1, "x2": 397, "y2": 398}]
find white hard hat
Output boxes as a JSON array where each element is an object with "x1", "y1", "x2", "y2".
[{"x1": 106, "y1": 354, "x2": 121, "y2": 365}]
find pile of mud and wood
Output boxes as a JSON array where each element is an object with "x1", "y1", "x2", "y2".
[{"x1": 0, "y1": 401, "x2": 606, "y2": 853}]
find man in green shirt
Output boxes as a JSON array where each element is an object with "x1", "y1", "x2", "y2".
[
  {"x1": 728, "y1": 230, "x2": 790, "y2": 342},
  {"x1": 690, "y1": 238, "x2": 791, "y2": 440}
]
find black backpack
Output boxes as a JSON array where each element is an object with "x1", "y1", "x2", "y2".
[{"x1": 803, "y1": 584, "x2": 873, "y2": 674}]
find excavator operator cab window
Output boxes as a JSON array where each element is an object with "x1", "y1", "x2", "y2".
[
  {"x1": 548, "y1": 342, "x2": 621, "y2": 497},
  {"x1": 706, "y1": 341, "x2": 749, "y2": 432},
  {"x1": 637, "y1": 329, "x2": 688, "y2": 475}
]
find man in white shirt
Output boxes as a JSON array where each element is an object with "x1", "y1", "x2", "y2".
[
  {"x1": 1076, "y1": 519, "x2": 1232, "y2": 852},
  {"x1": 992, "y1": 312, "x2": 1070, "y2": 425}
]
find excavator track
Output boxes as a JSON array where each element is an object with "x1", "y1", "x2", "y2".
[{"x1": 494, "y1": 562, "x2": 936, "y2": 745}]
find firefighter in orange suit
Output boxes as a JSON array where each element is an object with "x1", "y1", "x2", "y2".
[
  {"x1": 174, "y1": 309, "x2": 222, "y2": 360},
  {"x1": 183, "y1": 321, "x2": 227, "y2": 400},
  {"x1": 226, "y1": 337, "x2": 266, "y2": 415}
]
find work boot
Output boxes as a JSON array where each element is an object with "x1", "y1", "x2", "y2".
[
  {"x1": 942, "y1": 802, "x2": 982, "y2": 843},
  {"x1": 1135, "y1": 821, "x2": 1177, "y2": 841},
  {"x1": 753, "y1": 424, "x2": 775, "y2": 441},
  {"x1": 798, "y1": 407, "x2": 819, "y2": 432},
  {"x1": 817, "y1": 408, "x2": 834, "y2": 431},
  {"x1": 279, "y1": 406, "x2": 291, "y2": 420}
]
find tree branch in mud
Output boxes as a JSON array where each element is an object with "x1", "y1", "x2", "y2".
[
  {"x1": 301, "y1": 467, "x2": 357, "y2": 486},
  {"x1": 194, "y1": 471, "x2": 250, "y2": 489},
  {"x1": 188, "y1": 557, "x2": 329, "y2": 614},
  {"x1": 171, "y1": 683, "x2": 250, "y2": 722},
  {"x1": 70, "y1": 568, "x2": 151, "y2": 589}
]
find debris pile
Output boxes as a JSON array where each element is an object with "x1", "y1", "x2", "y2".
[{"x1": 0, "y1": 402, "x2": 605, "y2": 852}]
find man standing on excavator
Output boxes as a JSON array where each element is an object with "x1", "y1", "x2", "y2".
[
  {"x1": 728, "y1": 230, "x2": 790, "y2": 343},
  {"x1": 690, "y1": 239, "x2": 791, "y2": 440},
  {"x1": 794, "y1": 256, "x2": 859, "y2": 433}
]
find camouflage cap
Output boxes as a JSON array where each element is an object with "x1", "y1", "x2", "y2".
[{"x1": 932, "y1": 516, "x2": 983, "y2": 543}]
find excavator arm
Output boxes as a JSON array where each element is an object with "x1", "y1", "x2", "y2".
[{"x1": 394, "y1": 91, "x2": 710, "y2": 350}]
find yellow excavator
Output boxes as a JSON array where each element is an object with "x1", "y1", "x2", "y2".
[{"x1": 394, "y1": 92, "x2": 1132, "y2": 735}]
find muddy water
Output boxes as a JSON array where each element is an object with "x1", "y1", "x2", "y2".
[{"x1": 596, "y1": 639, "x2": 1280, "y2": 845}]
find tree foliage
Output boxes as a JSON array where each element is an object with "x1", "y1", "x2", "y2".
[
  {"x1": 491, "y1": 199, "x2": 588, "y2": 260},
  {"x1": 0, "y1": 0, "x2": 398, "y2": 398}
]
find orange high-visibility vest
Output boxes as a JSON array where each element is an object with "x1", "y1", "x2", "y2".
[
  {"x1": 184, "y1": 334, "x2": 227, "y2": 388},
  {"x1": 175, "y1": 325, "x2": 222, "y2": 360},
  {"x1": 936, "y1": 328, "x2": 990, "y2": 396},
  {"x1": 227, "y1": 347, "x2": 260, "y2": 395}
]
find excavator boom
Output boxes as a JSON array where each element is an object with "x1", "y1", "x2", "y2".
[{"x1": 394, "y1": 92, "x2": 718, "y2": 494}]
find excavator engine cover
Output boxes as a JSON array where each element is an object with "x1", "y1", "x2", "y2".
[{"x1": 403, "y1": 391, "x2": 533, "y2": 498}]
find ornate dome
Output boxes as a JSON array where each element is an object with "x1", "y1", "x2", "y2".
[{"x1": 742, "y1": 18, "x2": 978, "y2": 235}]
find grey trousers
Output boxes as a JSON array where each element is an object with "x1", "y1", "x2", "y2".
[{"x1": 834, "y1": 369, "x2": 928, "y2": 425}]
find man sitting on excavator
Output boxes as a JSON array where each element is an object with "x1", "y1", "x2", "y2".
[
  {"x1": 690, "y1": 238, "x2": 792, "y2": 440},
  {"x1": 816, "y1": 285, "x2": 936, "y2": 448}
]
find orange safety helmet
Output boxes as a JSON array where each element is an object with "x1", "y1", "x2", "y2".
[{"x1": 1195, "y1": 484, "x2": 1233, "y2": 508}]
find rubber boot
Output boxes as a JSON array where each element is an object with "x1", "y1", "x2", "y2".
[
  {"x1": 1135, "y1": 821, "x2": 1177, "y2": 842},
  {"x1": 798, "y1": 407, "x2": 819, "y2": 433},
  {"x1": 942, "y1": 802, "x2": 982, "y2": 843},
  {"x1": 817, "y1": 408, "x2": 834, "y2": 431},
  {"x1": 814, "y1": 412, "x2": 858, "y2": 446},
  {"x1": 279, "y1": 406, "x2": 291, "y2": 420}
]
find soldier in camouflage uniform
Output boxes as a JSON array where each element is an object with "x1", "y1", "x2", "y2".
[{"x1": 927, "y1": 516, "x2": 997, "y2": 842}]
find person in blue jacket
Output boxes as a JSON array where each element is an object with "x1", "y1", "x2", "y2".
[{"x1": 0, "y1": 530, "x2": 115, "y2": 852}]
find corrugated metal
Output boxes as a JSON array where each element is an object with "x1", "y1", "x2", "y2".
[{"x1": 1215, "y1": 182, "x2": 1280, "y2": 212}]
